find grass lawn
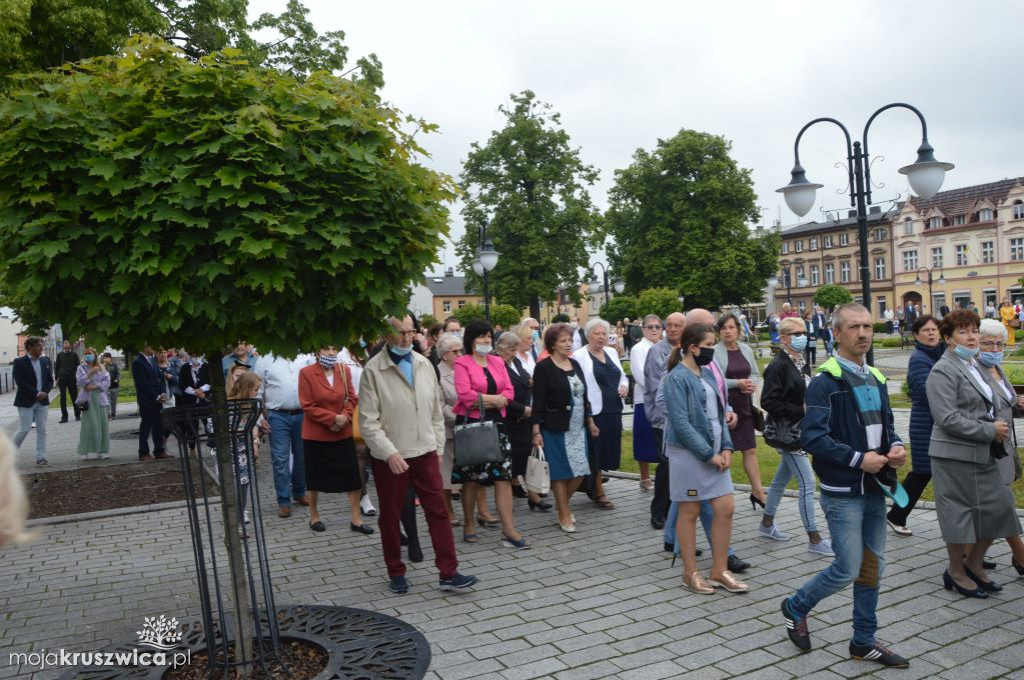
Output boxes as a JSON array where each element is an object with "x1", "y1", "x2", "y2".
[
  {"x1": 617, "y1": 430, "x2": 1024, "y2": 509},
  {"x1": 49, "y1": 373, "x2": 138, "y2": 408}
]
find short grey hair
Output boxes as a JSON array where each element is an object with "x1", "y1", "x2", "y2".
[
  {"x1": 583, "y1": 317, "x2": 611, "y2": 339},
  {"x1": 643, "y1": 314, "x2": 661, "y2": 325},
  {"x1": 435, "y1": 333, "x2": 462, "y2": 355},
  {"x1": 495, "y1": 331, "x2": 521, "y2": 353},
  {"x1": 979, "y1": 318, "x2": 1008, "y2": 341},
  {"x1": 832, "y1": 303, "x2": 870, "y2": 331}
]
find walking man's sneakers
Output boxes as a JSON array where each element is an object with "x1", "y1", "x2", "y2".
[
  {"x1": 849, "y1": 641, "x2": 909, "y2": 668},
  {"x1": 781, "y1": 598, "x2": 810, "y2": 651}
]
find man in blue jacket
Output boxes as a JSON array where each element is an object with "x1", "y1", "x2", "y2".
[
  {"x1": 12, "y1": 336, "x2": 54, "y2": 465},
  {"x1": 132, "y1": 344, "x2": 171, "y2": 461},
  {"x1": 781, "y1": 303, "x2": 909, "y2": 668}
]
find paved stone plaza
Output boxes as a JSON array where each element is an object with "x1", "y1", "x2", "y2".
[{"x1": 2, "y1": 373, "x2": 1023, "y2": 679}]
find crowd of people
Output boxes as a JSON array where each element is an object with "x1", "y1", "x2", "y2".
[{"x1": 5, "y1": 301, "x2": 1022, "y2": 670}]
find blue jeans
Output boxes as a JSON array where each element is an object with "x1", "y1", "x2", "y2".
[
  {"x1": 764, "y1": 451, "x2": 818, "y2": 533},
  {"x1": 14, "y1": 403, "x2": 48, "y2": 461},
  {"x1": 268, "y1": 410, "x2": 306, "y2": 507},
  {"x1": 664, "y1": 500, "x2": 735, "y2": 557},
  {"x1": 789, "y1": 492, "x2": 887, "y2": 646}
]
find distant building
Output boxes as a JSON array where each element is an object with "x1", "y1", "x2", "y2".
[{"x1": 424, "y1": 268, "x2": 484, "y2": 320}]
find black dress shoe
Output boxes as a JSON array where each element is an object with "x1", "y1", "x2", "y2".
[
  {"x1": 982, "y1": 558, "x2": 997, "y2": 570},
  {"x1": 528, "y1": 499, "x2": 552, "y2": 512},
  {"x1": 651, "y1": 517, "x2": 665, "y2": 530},
  {"x1": 963, "y1": 565, "x2": 1002, "y2": 592},
  {"x1": 512, "y1": 485, "x2": 528, "y2": 499},
  {"x1": 408, "y1": 544, "x2": 424, "y2": 563},
  {"x1": 943, "y1": 570, "x2": 988, "y2": 598},
  {"x1": 351, "y1": 523, "x2": 375, "y2": 535},
  {"x1": 309, "y1": 521, "x2": 325, "y2": 532},
  {"x1": 400, "y1": 533, "x2": 408, "y2": 546},
  {"x1": 727, "y1": 555, "x2": 750, "y2": 574}
]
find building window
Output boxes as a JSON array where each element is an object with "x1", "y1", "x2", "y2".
[
  {"x1": 877, "y1": 296, "x2": 887, "y2": 318},
  {"x1": 825, "y1": 263, "x2": 834, "y2": 284},
  {"x1": 810, "y1": 264, "x2": 820, "y2": 286},
  {"x1": 902, "y1": 250, "x2": 918, "y2": 272},
  {"x1": 952, "y1": 215, "x2": 964, "y2": 225},
  {"x1": 953, "y1": 292, "x2": 971, "y2": 310},
  {"x1": 457, "y1": 300, "x2": 466, "y2": 309},
  {"x1": 874, "y1": 258, "x2": 886, "y2": 280},
  {"x1": 1014, "y1": 201, "x2": 1024, "y2": 220},
  {"x1": 823, "y1": 235, "x2": 833, "y2": 248},
  {"x1": 955, "y1": 244, "x2": 968, "y2": 266},
  {"x1": 981, "y1": 241, "x2": 994, "y2": 264},
  {"x1": 979, "y1": 208, "x2": 994, "y2": 222},
  {"x1": 809, "y1": 237, "x2": 818, "y2": 250},
  {"x1": 873, "y1": 227, "x2": 888, "y2": 241},
  {"x1": 442, "y1": 300, "x2": 451, "y2": 313},
  {"x1": 840, "y1": 261, "x2": 850, "y2": 282},
  {"x1": 839, "y1": 233, "x2": 849, "y2": 246},
  {"x1": 795, "y1": 240, "x2": 803, "y2": 253},
  {"x1": 928, "y1": 216, "x2": 942, "y2": 229},
  {"x1": 903, "y1": 217, "x2": 914, "y2": 236},
  {"x1": 782, "y1": 242, "x2": 789, "y2": 254},
  {"x1": 797, "y1": 300, "x2": 807, "y2": 313},
  {"x1": 1011, "y1": 238, "x2": 1024, "y2": 261},
  {"x1": 796, "y1": 265, "x2": 805, "y2": 284},
  {"x1": 983, "y1": 289, "x2": 997, "y2": 310},
  {"x1": 931, "y1": 246, "x2": 943, "y2": 268}
]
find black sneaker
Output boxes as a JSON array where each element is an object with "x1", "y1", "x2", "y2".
[
  {"x1": 388, "y1": 576, "x2": 408, "y2": 594},
  {"x1": 439, "y1": 573, "x2": 478, "y2": 592},
  {"x1": 781, "y1": 598, "x2": 811, "y2": 651},
  {"x1": 727, "y1": 554, "x2": 750, "y2": 574},
  {"x1": 849, "y1": 641, "x2": 909, "y2": 668}
]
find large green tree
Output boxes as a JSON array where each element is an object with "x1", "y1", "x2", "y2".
[
  {"x1": 456, "y1": 90, "x2": 602, "y2": 319},
  {"x1": 606, "y1": 129, "x2": 779, "y2": 309}
]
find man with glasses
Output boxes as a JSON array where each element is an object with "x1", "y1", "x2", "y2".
[
  {"x1": 643, "y1": 312, "x2": 685, "y2": 530},
  {"x1": 630, "y1": 315, "x2": 663, "y2": 492}
]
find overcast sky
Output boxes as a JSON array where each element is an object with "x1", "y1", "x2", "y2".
[{"x1": 249, "y1": 0, "x2": 1023, "y2": 276}]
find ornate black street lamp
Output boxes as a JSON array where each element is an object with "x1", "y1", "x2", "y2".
[
  {"x1": 589, "y1": 261, "x2": 624, "y2": 314},
  {"x1": 914, "y1": 266, "x2": 946, "y2": 312},
  {"x1": 471, "y1": 222, "x2": 501, "y2": 321}
]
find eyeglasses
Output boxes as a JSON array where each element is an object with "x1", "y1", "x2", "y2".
[
  {"x1": 644, "y1": 325, "x2": 661, "y2": 330},
  {"x1": 979, "y1": 341, "x2": 1004, "y2": 350},
  {"x1": 784, "y1": 332, "x2": 806, "y2": 337},
  {"x1": 393, "y1": 330, "x2": 416, "y2": 337}
]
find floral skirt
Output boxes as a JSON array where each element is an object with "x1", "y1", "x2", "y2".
[{"x1": 451, "y1": 416, "x2": 512, "y2": 486}]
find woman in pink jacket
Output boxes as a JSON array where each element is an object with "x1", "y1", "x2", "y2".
[{"x1": 453, "y1": 320, "x2": 530, "y2": 549}]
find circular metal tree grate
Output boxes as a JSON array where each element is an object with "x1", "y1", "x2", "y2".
[{"x1": 58, "y1": 605, "x2": 431, "y2": 680}]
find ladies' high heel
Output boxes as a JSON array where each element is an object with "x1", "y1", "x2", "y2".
[
  {"x1": 963, "y1": 565, "x2": 1003, "y2": 592},
  {"x1": 749, "y1": 494, "x2": 765, "y2": 511},
  {"x1": 512, "y1": 485, "x2": 528, "y2": 499},
  {"x1": 1013, "y1": 558, "x2": 1024, "y2": 576},
  {"x1": 528, "y1": 498, "x2": 552, "y2": 512},
  {"x1": 942, "y1": 570, "x2": 988, "y2": 599}
]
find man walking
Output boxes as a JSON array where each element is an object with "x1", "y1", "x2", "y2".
[
  {"x1": 813, "y1": 306, "x2": 831, "y2": 357},
  {"x1": 643, "y1": 311, "x2": 684, "y2": 531},
  {"x1": 359, "y1": 315, "x2": 477, "y2": 595},
  {"x1": 132, "y1": 344, "x2": 171, "y2": 461},
  {"x1": 54, "y1": 340, "x2": 81, "y2": 422},
  {"x1": 13, "y1": 337, "x2": 54, "y2": 466},
  {"x1": 255, "y1": 352, "x2": 315, "y2": 518},
  {"x1": 781, "y1": 303, "x2": 909, "y2": 668}
]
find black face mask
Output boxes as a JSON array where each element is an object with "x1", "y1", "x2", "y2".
[{"x1": 694, "y1": 347, "x2": 715, "y2": 366}]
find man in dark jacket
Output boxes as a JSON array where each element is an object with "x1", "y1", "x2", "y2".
[
  {"x1": 54, "y1": 339, "x2": 81, "y2": 422},
  {"x1": 12, "y1": 336, "x2": 54, "y2": 465},
  {"x1": 132, "y1": 344, "x2": 171, "y2": 461},
  {"x1": 781, "y1": 303, "x2": 909, "y2": 668}
]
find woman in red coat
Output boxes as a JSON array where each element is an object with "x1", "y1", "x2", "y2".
[{"x1": 298, "y1": 344, "x2": 373, "y2": 535}]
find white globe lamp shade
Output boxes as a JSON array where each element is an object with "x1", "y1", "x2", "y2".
[
  {"x1": 899, "y1": 142, "x2": 954, "y2": 200},
  {"x1": 478, "y1": 239, "x2": 500, "y2": 272},
  {"x1": 613, "y1": 279, "x2": 625, "y2": 294},
  {"x1": 472, "y1": 259, "x2": 484, "y2": 276},
  {"x1": 588, "y1": 278, "x2": 601, "y2": 295},
  {"x1": 776, "y1": 163, "x2": 822, "y2": 218}
]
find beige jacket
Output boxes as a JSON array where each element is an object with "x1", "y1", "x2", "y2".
[{"x1": 358, "y1": 348, "x2": 446, "y2": 461}]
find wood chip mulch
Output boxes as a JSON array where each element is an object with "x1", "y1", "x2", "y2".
[{"x1": 165, "y1": 639, "x2": 328, "y2": 680}]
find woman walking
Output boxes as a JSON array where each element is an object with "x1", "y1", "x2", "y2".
[
  {"x1": 663, "y1": 323, "x2": 747, "y2": 594},
  {"x1": 713, "y1": 314, "x2": 766, "y2": 508},
  {"x1": 886, "y1": 315, "x2": 943, "y2": 536},
  {"x1": 573, "y1": 318, "x2": 628, "y2": 510},
  {"x1": 758, "y1": 318, "x2": 833, "y2": 556},
  {"x1": 298, "y1": 344, "x2": 371, "y2": 535},
  {"x1": 531, "y1": 323, "x2": 596, "y2": 533},
  {"x1": 76, "y1": 348, "x2": 110, "y2": 460},
  {"x1": 999, "y1": 299, "x2": 1016, "y2": 347},
  {"x1": 926, "y1": 310, "x2": 1021, "y2": 598},
  {"x1": 452, "y1": 321, "x2": 529, "y2": 549},
  {"x1": 227, "y1": 370, "x2": 263, "y2": 524}
]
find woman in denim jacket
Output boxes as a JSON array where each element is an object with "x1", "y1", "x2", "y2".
[{"x1": 662, "y1": 323, "x2": 746, "y2": 594}]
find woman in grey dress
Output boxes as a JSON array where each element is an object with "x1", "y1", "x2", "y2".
[
  {"x1": 926, "y1": 310, "x2": 1022, "y2": 598},
  {"x1": 662, "y1": 323, "x2": 746, "y2": 595}
]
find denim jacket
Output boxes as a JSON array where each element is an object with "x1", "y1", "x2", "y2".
[{"x1": 660, "y1": 363, "x2": 733, "y2": 461}]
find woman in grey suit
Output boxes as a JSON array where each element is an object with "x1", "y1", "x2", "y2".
[{"x1": 926, "y1": 310, "x2": 1021, "y2": 599}]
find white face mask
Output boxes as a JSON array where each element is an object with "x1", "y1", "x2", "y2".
[{"x1": 474, "y1": 344, "x2": 493, "y2": 355}]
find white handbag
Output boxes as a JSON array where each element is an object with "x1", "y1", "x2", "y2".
[{"x1": 524, "y1": 445, "x2": 550, "y2": 495}]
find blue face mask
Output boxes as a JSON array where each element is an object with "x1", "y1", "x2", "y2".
[
  {"x1": 789, "y1": 335, "x2": 808, "y2": 352},
  {"x1": 390, "y1": 344, "x2": 412, "y2": 356},
  {"x1": 83, "y1": 354, "x2": 94, "y2": 363},
  {"x1": 531, "y1": 330, "x2": 540, "y2": 341},
  {"x1": 953, "y1": 344, "x2": 979, "y2": 361},
  {"x1": 977, "y1": 351, "x2": 1003, "y2": 367}
]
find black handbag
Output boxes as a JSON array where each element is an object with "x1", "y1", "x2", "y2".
[
  {"x1": 751, "y1": 405, "x2": 766, "y2": 433},
  {"x1": 453, "y1": 395, "x2": 504, "y2": 467},
  {"x1": 763, "y1": 415, "x2": 801, "y2": 451}
]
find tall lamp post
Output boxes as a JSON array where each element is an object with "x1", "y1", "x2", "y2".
[
  {"x1": 777, "y1": 103, "x2": 954, "y2": 364},
  {"x1": 914, "y1": 267, "x2": 945, "y2": 314},
  {"x1": 589, "y1": 262, "x2": 624, "y2": 316},
  {"x1": 471, "y1": 222, "x2": 501, "y2": 322}
]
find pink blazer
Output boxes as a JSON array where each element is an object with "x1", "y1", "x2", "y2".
[{"x1": 453, "y1": 354, "x2": 514, "y2": 418}]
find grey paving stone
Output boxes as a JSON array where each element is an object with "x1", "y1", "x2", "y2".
[{"x1": 615, "y1": 659, "x2": 685, "y2": 680}]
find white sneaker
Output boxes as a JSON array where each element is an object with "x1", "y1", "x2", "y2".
[
  {"x1": 360, "y1": 495, "x2": 377, "y2": 515},
  {"x1": 887, "y1": 519, "x2": 913, "y2": 537},
  {"x1": 243, "y1": 510, "x2": 251, "y2": 524},
  {"x1": 99, "y1": 453, "x2": 110, "y2": 460},
  {"x1": 808, "y1": 539, "x2": 835, "y2": 557},
  {"x1": 84, "y1": 452, "x2": 96, "y2": 460},
  {"x1": 758, "y1": 524, "x2": 790, "y2": 541}
]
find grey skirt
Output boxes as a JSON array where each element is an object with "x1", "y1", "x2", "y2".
[
  {"x1": 666, "y1": 442, "x2": 734, "y2": 502},
  {"x1": 931, "y1": 456, "x2": 1021, "y2": 543}
]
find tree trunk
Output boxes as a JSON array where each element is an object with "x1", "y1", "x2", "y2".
[
  {"x1": 529, "y1": 294, "x2": 540, "y2": 321},
  {"x1": 207, "y1": 348, "x2": 254, "y2": 672}
]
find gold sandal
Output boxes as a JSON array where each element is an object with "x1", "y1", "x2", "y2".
[{"x1": 594, "y1": 495, "x2": 615, "y2": 510}]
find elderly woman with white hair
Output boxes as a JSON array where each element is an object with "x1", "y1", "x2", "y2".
[
  {"x1": 977, "y1": 318, "x2": 1024, "y2": 575},
  {"x1": 436, "y1": 332, "x2": 464, "y2": 526},
  {"x1": 573, "y1": 318, "x2": 628, "y2": 510}
]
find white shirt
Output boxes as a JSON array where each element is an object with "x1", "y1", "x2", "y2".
[
  {"x1": 629, "y1": 337, "x2": 654, "y2": 404},
  {"x1": 339, "y1": 348, "x2": 364, "y2": 392},
  {"x1": 515, "y1": 351, "x2": 536, "y2": 377},
  {"x1": 958, "y1": 355, "x2": 994, "y2": 413},
  {"x1": 30, "y1": 356, "x2": 43, "y2": 392},
  {"x1": 254, "y1": 353, "x2": 315, "y2": 411},
  {"x1": 570, "y1": 326, "x2": 584, "y2": 353}
]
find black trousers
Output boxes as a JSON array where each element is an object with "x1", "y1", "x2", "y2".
[
  {"x1": 58, "y1": 378, "x2": 80, "y2": 420},
  {"x1": 138, "y1": 402, "x2": 165, "y2": 457},
  {"x1": 650, "y1": 427, "x2": 670, "y2": 521},
  {"x1": 886, "y1": 470, "x2": 931, "y2": 525}
]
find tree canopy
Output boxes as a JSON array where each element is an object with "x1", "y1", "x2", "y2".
[
  {"x1": 606, "y1": 129, "x2": 778, "y2": 309},
  {"x1": 456, "y1": 91, "x2": 602, "y2": 319},
  {"x1": 814, "y1": 284, "x2": 853, "y2": 310},
  {"x1": 600, "y1": 295, "x2": 638, "y2": 324},
  {"x1": 0, "y1": 38, "x2": 454, "y2": 354}
]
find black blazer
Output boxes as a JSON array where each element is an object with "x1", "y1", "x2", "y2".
[
  {"x1": 131, "y1": 353, "x2": 164, "y2": 405},
  {"x1": 505, "y1": 357, "x2": 532, "y2": 426},
  {"x1": 13, "y1": 355, "x2": 53, "y2": 407},
  {"x1": 178, "y1": 362, "x2": 212, "y2": 407},
  {"x1": 530, "y1": 356, "x2": 591, "y2": 432},
  {"x1": 760, "y1": 350, "x2": 810, "y2": 422}
]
